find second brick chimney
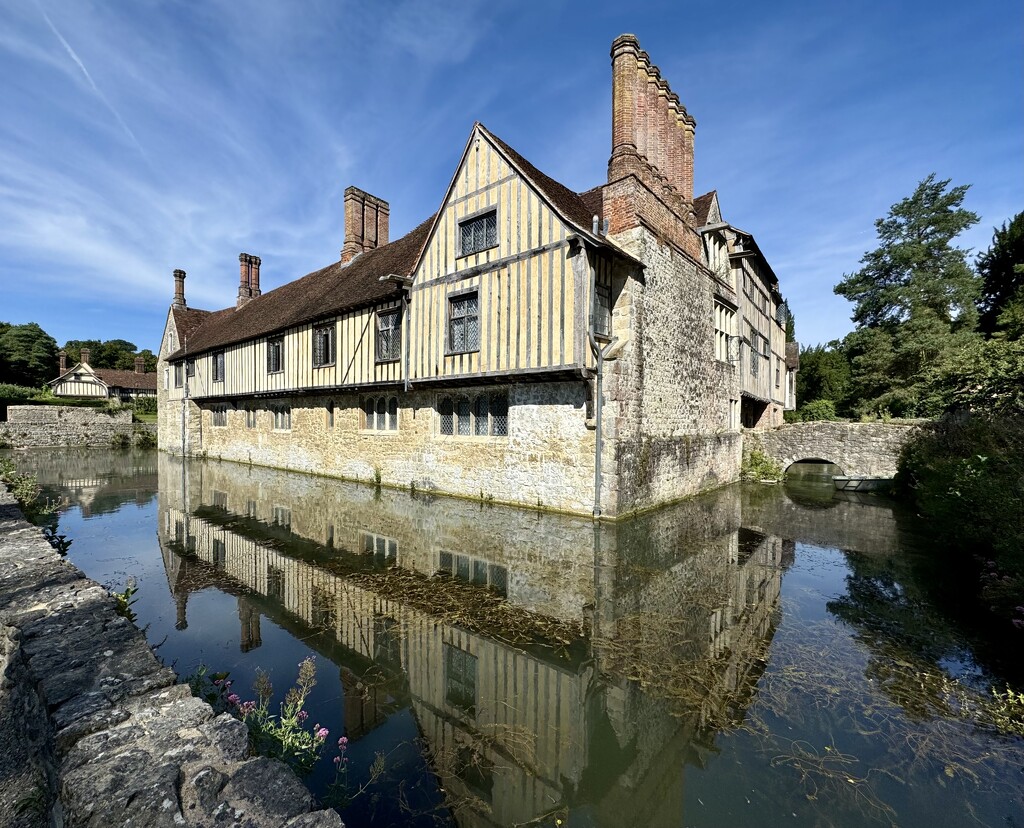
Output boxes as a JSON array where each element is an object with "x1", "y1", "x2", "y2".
[
  {"x1": 341, "y1": 187, "x2": 389, "y2": 264},
  {"x1": 80, "y1": 348, "x2": 91, "y2": 366},
  {"x1": 59, "y1": 350, "x2": 67, "y2": 373},
  {"x1": 135, "y1": 355, "x2": 145, "y2": 374}
]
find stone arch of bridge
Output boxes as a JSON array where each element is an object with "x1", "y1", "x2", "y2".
[{"x1": 783, "y1": 457, "x2": 846, "y2": 476}]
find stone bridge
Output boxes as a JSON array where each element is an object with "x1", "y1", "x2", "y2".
[{"x1": 747, "y1": 421, "x2": 923, "y2": 478}]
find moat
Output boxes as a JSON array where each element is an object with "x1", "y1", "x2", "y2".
[{"x1": 9, "y1": 448, "x2": 1023, "y2": 827}]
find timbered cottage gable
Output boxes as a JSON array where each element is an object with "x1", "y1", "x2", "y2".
[{"x1": 409, "y1": 123, "x2": 641, "y2": 383}]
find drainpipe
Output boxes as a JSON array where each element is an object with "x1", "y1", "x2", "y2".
[
  {"x1": 402, "y1": 291, "x2": 410, "y2": 393},
  {"x1": 586, "y1": 243, "x2": 619, "y2": 519},
  {"x1": 181, "y1": 336, "x2": 189, "y2": 457}
]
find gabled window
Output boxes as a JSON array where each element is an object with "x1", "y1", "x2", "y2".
[
  {"x1": 448, "y1": 292, "x2": 479, "y2": 353},
  {"x1": 376, "y1": 310, "x2": 401, "y2": 362},
  {"x1": 458, "y1": 210, "x2": 497, "y2": 257},
  {"x1": 267, "y1": 338, "x2": 284, "y2": 373},
  {"x1": 212, "y1": 351, "x2": 225, "y2": 383},
  {"x1": 313, "y1": 324, "x2": 335, "y2": 367}
]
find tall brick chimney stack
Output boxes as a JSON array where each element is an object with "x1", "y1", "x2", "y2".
[
  {"x1": 608, "y1": 34, "x2": 695, "y2": 208},
  {"x1": 80, "y1": 348, "x2": 91, "y2": 366},
  {"x1": 237, "y1": 253, "x2": 252, "y2": 308},
  {"x1": 172, "y1": 269, "x2": 187, "y2": 309},
  {"x1": 250, "y1": 256, "x2": 261, "y2": 298},
  {"x1": 341, "y1": 187, "x2": 390, "y2": 264},
  {"x1": 134, "y1": 355, "x2": 145, "y2": 374},
  {"x1": 59, "y1": 351, "x2": 67, "y2": 373}
]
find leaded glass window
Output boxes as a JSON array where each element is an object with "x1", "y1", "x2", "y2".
[
  {"x1": 267, "y1": 338, "x2": 284, "y2": 373},
  {"x1": 449, "y1": 293, "x2": 480, "y2": 353},
  {"x1": 376, "y1": 310, "x2": 401, "y2": 362},
  {"x1": 459, "y1": 211, "x2": 497, "y2": 257},
  {"x1": 313, "y1": 324, "x2": 335, "y2": 367}
]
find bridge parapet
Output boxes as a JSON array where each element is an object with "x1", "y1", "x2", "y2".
[{"x1": 746, "y1": 421, "x2": 923, "y2": 478}]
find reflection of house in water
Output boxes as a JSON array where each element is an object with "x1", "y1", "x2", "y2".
[
  {"x1": 12, "y1": 449, "x2": 158, "y2": 518},
  {"x1": 157, "y1": 455, "x2": 783, "y2": 826}
]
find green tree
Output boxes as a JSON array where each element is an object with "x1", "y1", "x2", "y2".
[
  {"x1": 796, "y1": 342, "x2": 851, "y2": 410},
  {"x1": 977, "y1": 211, "x2": 1024, "y2": 337},
  {"x1": 0, "y1": 323, "x2": 59, "y2": 387},
  {"x1": 834, "y1": 175, "x2": 982, "y2": 416},
  {"x1": 835, "y1": 174, "x2": 981, "y2": 329},
  {"x1": 62, "y1": 339, "x2": 145, "y2": 370}
]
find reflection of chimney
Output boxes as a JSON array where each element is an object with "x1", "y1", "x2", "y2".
[
  {"x1": 172, "y1": 269, "x2": 186, "y2": 309},
  {"x1": 341, "y1": 187, "x2": 390, "y2": 264},
  {"x1": 175, "y1": 592, "x2": 188, "y2": 630},
  {"x1": 239, "y1": 597, "x2": 262, "y2": 653},
  {"x1": 134, "y1": 355, "x2": 145, "y2": 374},
  {"x1": 80, "y1": 348, "x2": 91, "y2": 366},
  {"x1": 59, "y1": 350, "x2": 67, "y2": 373}
]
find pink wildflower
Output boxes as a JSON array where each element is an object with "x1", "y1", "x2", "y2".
[
  {"x1": 338, "y1": 736, "x2": 348, "y2": 747},
  {"x1": 297, "y1": 710, "x2": 308, "y2": 723},
  {"x1": 227, "y1": 693, "x2": 240, "y2": 705},
  {"x1": 317, "y1": 727, "x2": 329, "y2": 739},
  {"x1": 333, "y1": 756, "x2": 342, "y2": 765}
]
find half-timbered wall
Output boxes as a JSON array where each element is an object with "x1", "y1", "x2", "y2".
[
  {"x1": 409, "y1": 132, "x2": 588, "y2": 380},
  {"x1": 52, "y1": 373, "x2": 107, "y2": 398}
]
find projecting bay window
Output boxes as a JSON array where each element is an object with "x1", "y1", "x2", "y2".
[
  {"x1": 312, "y1": 324, "x2": 335, "y2": 368},
  {"x1": 448, "y1": 291, "x2": 479, "y2": 354},
  {"x1": 458, "y1": 209, "x2": 497, "y2": 257},
  {"x1": 376, "y1": 310, "x2": 401, "y2": 363},
  {"x1": 267, "y1": 337, "x2": 284, "y2": 374},
  {"x1": 212, "y1": 351, "x2": 225, "y2": 383},
  {"x1": 438, "y1": 393, "x2": 508, "y2": 437}
]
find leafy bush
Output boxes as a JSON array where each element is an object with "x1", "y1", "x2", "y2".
[
  {"x1": 0, "y1": 383, "x2": 42, "y2": 403},
  {"x1": 896, "y1": 415, "x2": 1024, "y2": 627},
  {"x1": 132, "y1": 395, "x2": 158, "y2": 414},
  {"x1": 798, "y1": 399, "x2": 838, "y2": 421},
  {"x1": 741, "y1": 449, "x2": 783, "y2": 482},
  {"x1": 110, "y1": 432, "x2": 132, "y2": 449},
  {"x1": 134, "y1": 428, "x2": 157, "y2": 449}
]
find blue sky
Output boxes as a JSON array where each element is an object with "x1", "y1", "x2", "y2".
[{"x1": 1, "y1": 0, "x2": 1020, "y2": 352}]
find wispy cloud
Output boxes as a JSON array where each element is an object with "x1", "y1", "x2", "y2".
[{"x1": 33, "y1": 0, "x2": 146, "y2": 159}]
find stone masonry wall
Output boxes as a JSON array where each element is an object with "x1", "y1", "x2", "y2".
[
  {"x1": 0, "y1": 405, "x2": 155, "y2": 449},
  {"x1": 0, "y1": 489, "x2": 342, "y2": 828},
  {"x1": 748, "y1": 421, "x2": 923, "y2": 478},
  {"x1": 162, "y1": 381, "x2": 599, "y2": 516},
  {"x1": 604, "y1": 225, "x2": 743, "y2": 514}
]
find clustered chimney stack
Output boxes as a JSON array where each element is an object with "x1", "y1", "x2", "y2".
[
  {"x1": 608, "y1": 34, "x2": 696, "y2": 208},
  {"x1": 341, "y1": 187, "x2": 390, "y2": 264},
  {"x1": 236, "y1": 254, "x2": 262, "y2": 307},
  {"x1": 80, "y1": 348, "x2": 91, "y2": 366},
  {"x1": 59, "y1": 350, "x2": 67, "y2": 373},
  {"x1": 172, "y1": 269, "x2": 187, "y2": 309},
  {"x1": 135, "y1": 355, "x2": 145, "y2": 374}
]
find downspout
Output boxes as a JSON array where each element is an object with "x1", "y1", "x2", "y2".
[
  {"x1": 586, "y1": 241, "x2": 618, "y2": 520},
  {"x1": 181, "y1": 336, "x2": 189, "y2": 457},
  {"x1": 402, "y1": 291, "x2": 410, "y2": 393}
]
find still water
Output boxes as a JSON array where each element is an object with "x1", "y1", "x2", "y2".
[{"x1": 8, "y1": 449, "x2": 1023, "y2": 827}]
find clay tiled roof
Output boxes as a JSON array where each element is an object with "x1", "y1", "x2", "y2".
[
  {"x1": 484, "y1": 126, "x2": 597, "y2": 234},
  {"x1": 93, "y1": 369, "x2": 158, "y2": 391},
  {"x1": 693, "y1": 191, "x2": 716, "y2": 226},
  {"x1": 171, "y1": 307, "x2": 215, "y2": 344},
  {"x1": 167, "y1": 216, "x2": 434, "y2": 360}
]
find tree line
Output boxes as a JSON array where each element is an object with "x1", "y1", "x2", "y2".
[
  {"x1": 795, "y1": 175, "x2": 1022, "y2": 420},
  {"x1": 0, "y1": 323, "x2": 157, "y2": 389}
]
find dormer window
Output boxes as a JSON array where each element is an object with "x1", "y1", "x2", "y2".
[{"x1": 459, "y1": 210, "x2": 497, "y2": 257}]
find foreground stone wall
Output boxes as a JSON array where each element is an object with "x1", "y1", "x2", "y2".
[
  {"x1": 0, "y1": 489, "x2": 341, "y2": 828},
  {"x1": 0, "y1": 405, "x2": 156, "y2": 449},
  {"x1": 748, "y1": 421, "x2": 923, "y2": 478}
]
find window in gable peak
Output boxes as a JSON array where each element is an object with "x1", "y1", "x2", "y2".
[{"x1": 459, "y1": 210, "x2": 497, "y2": 257}]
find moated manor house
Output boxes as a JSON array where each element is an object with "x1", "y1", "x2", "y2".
[{"x1": 157, "y1": 36, "x2": 797, "y2": 518}]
